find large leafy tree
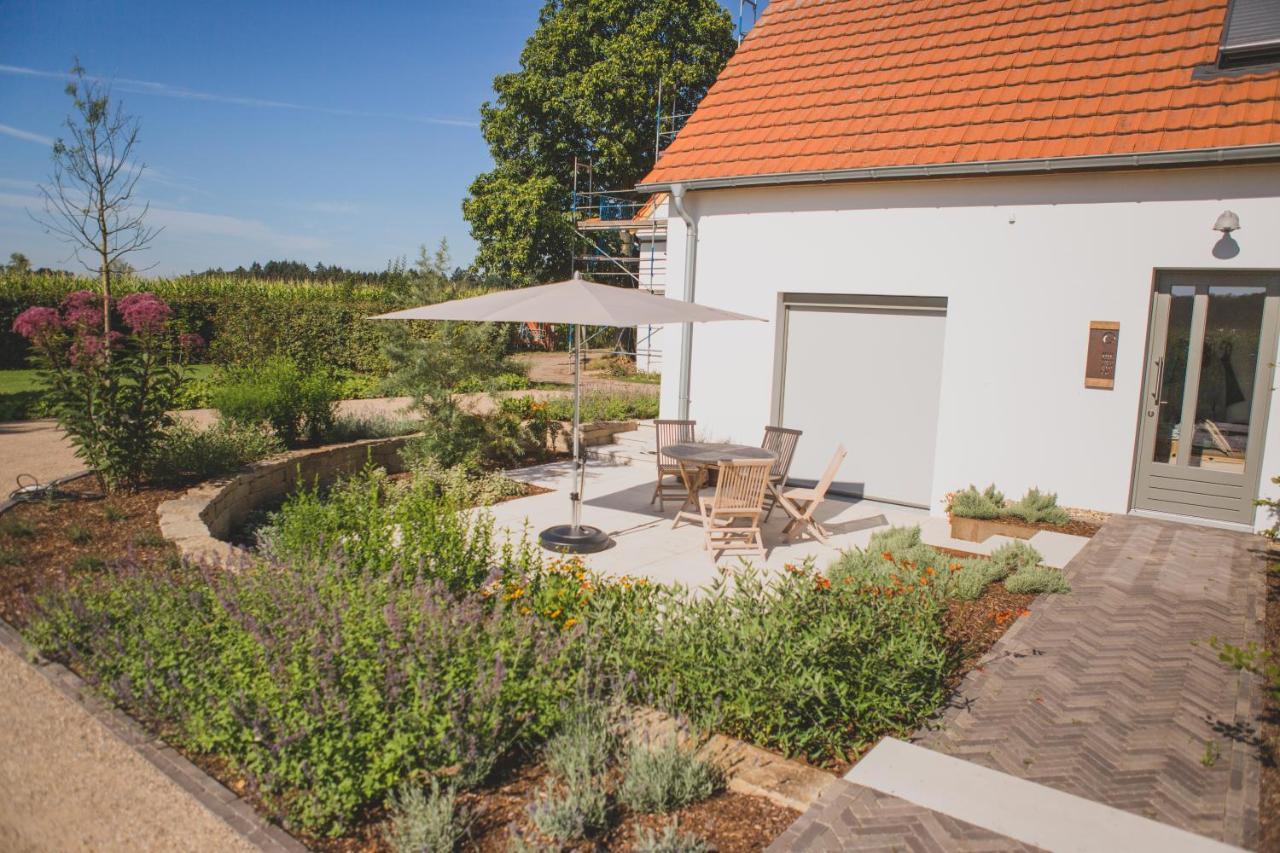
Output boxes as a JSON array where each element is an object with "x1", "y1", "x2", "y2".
[{"x1": 464, "y1": 0, "x2": 736, "y2": 284}]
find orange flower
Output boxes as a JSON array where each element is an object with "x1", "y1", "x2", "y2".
[
  {"x1": 815, "y1": 576, "x2": 831, "y2": 590},
  {"x1": 924, "y1": 566, "x2": 935, "y2": 576},
  {"x1": 1017, "y1": 607, "x2": 1032, "y2": 617},
  {"x1": 880, "y1": 551, "x2": 894, "y2": 561}
]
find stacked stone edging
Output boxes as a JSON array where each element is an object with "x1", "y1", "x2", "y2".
[
  {"x1": 157, "y1": 435, "x2": 416, "y2": 567},
  {"x1": 156, "y1": 421, "x2": 639, "y2": 568}
]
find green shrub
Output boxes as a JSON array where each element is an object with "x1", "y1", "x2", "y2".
[
  {"x1": 1005, "y1": 565, "x2": 1071, "y2": 594},
  {"x1": 988, "y1": 540, "x2": 1043, "y2": 577},
  {"x1": 0, "y1": 546, "x2": 21, "y2": 566},
  {"x1": 948, "y1": 484, "x2": 1006, "y2": 519},
  {"x1": 14, "y1": 291, "x2": 199, "y2": 491},
  {"x1": 209, "y1": 356, "x2": 338, "y2": 447},
  {"x1": 132, "y1": 530, "x2": 167, "y2": 548},
  {"x1": 146, "y1": 420, "x2": 283, "y2": 483},
  {"x1": 454, "y1": 370, "x2": 530, "y2": 393},
  {"x1": 319, "y1": 413, "x2": 420, "y2": 444},
  {"x1": 529, "y1": 780, "x2": 609, "y2": 841},
  {"x1": 65, "y1": 524, "x2": 92, "y2": 545},
  {"x1": 0, "y1": 518, "x2": 34, "y2": 538},
  {"x1": 70, "y1": 554, "x2": 105, "y2": 572},
  {"x1": 634, "y1": 821, "x2": 709, "y2": 853},
  {"x1": 544, "y1": 701, "x2": 617, "y2": 787},
  {"x1": 618, "y1": 738, "x2": 722, "y2": 814},
  {"x1": 386, "y1": 778, "x2": 472, "y2": 853},
  {"x1": 827, "y1": 526, "x2": 1057, "y2": 603},
  {"x1": 401, "y1": 406, "x2": 543, "y2": 471},
  {"x1": 501, "y1": 390, "x2": 659, "y2": 423},
  {"x1": 588, "y1": 562, "x2": 952, "y2": 763},
  {"x1": 256, "y1": 466, "x2": 528, "y2": 595},
  {"x1": 399, "y1": 453, "x2": 528, "y2": 507},
  {"x1": 1006, "y1": 488, "x2": 1071, "y2": 525}
]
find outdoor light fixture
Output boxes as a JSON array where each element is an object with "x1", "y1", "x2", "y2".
[{"x1": 1213, "y1": 210, "x2": 1241, "y2": 234}]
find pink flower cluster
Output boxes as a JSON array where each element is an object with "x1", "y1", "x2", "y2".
[
  {"x1": 118, "y1": 292, "x2": 173, "y2": 335},
  {"x1": 69, "y1": 331, "x2": 124, "y2": 367},
  {"x1": 61, "y1": 290, "x2": 105, "y2": 331},
  {"x1": 178, "y1": 332, "x2": 206, "y2": 354},
  {"x1": 11, "y1": 306, "x2": 62, "y2": 342}
]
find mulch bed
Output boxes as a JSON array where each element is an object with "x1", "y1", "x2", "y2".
[
  {"x1": 1260, "y1": 562, "x2": 1279, "y2": 852},
  {"x1": 0, "y1": 474, "x2": 184, "y2": 627}
]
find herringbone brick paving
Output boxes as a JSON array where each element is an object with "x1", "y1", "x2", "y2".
[{"x1": 769, "y1": 516, "x2": 1266, "y2": 851}]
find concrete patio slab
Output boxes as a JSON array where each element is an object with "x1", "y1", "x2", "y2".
[
  {"x1": 844, "y1": 738, "x2": 1236, "y2": 852},
  {"x1": 496, "y1": 459, "x2": 1090, "y2": 587}
]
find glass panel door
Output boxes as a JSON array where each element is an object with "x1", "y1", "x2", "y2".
[
  {"x1": 1151, "y1": 284, "x2": 1194, "y2": 465},
  {"x1": 1187, "y1": 285, "x2": 1266, "y2": 471},
  {"x1": 1133, "y1": 272, "x2": 1280, "y2": 524}
]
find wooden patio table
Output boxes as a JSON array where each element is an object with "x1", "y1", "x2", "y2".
[{"x1": 663, "y1": 442, "x2": 776, "y2": 528}]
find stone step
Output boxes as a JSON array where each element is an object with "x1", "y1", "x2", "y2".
[{"x1": 838, "y1": 738, "x2": 1238, "y2": 853}]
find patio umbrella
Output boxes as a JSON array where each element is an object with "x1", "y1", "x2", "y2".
[{"x1": 371, "y1": 272, "x2": 764, "y2": 554}]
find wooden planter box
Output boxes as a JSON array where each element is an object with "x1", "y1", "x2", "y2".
[{"x1": 949, "y1": 515, "x2": 1040, "y2": 543}]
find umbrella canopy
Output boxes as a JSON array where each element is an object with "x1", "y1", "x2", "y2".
[
  {"x1": 369, "y1": 273, "x2": 764, "y2": 555},
  {"x1": 369, "y1": 273, "x2": 763, "y2": 326}
]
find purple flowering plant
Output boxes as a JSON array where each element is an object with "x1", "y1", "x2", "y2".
[{"x1": 11, "y1": 290, "x2": 203, "y2": 491}]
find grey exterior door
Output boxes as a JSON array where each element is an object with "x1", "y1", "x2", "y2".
[
  {"x1": 1133, "y1": 270, "x2": 1280, "y2": 524},
  {"x1": 773, "y1": 294, "x2": 948, "y2": 507}
]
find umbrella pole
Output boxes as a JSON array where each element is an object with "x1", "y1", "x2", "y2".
[
  {"x1": 571, "y1": 322, "x2": 582, "y2": 530},
  {"x1": 537, "y1": 321, "x2": 612, "y2": 554}
]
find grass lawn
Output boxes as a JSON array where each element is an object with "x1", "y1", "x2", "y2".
[
  {"x1": 0, "y1": 369, "x2": 46, "y2": 421},
  {"x1": 0, "y1": 364, "x2": 219, "y2": 422}
]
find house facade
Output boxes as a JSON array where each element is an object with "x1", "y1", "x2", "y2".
[{"x1": 639, "y1": 0, "x2": 1280, "y2": 528}]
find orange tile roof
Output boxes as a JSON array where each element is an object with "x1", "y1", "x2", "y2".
[{"x1": 640, "y1": 0, "x2": 1280, "y2": 187}]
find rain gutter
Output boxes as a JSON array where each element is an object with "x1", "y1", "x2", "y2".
[
  {"x1": 669, "y1": 182, "x2": 697, "y2": 420},
  {"x1": 638, "y1": 144, "x2": 1280, "y2": 193}
]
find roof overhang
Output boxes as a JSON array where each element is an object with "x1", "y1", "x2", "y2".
[{"x1": 637, "y1": 143, "x2": 1280, "y2": 193}]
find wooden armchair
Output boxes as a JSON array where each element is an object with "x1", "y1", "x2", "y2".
[
  {"x1": 761, "y1": 426, "x2": 802, "y2": 520},
  {"x1": 651, "y1": 419, "x2": 696, "y2": 507},
  {"x1": 697, "y1": 457, "x2": 773, "y2": 561},
  {"x1": 770, "y1": 445, "x2": 847, "y2": 545}
]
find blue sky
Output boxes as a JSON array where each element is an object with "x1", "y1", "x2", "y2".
[{"x1": 0, "y1": 0, "x2": 754, "y2": 276}]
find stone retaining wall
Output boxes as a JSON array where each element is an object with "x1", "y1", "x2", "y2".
[
  {"x1": 157, "y1": 435, "x2": 416, "y2": 567},
  {"x1": 157, "y1": 420, "x2": 639, "y2": 568}
]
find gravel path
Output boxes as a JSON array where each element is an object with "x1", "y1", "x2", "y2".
[
  {"x1": 0, "y1": 637, "x2": 259, "y2": 852},
  {"x1": 0, "y1": 397, "x2": 418, "y2": 495}
]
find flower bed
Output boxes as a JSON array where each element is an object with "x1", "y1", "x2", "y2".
[
  {"x1": 3, "y1": 461, "x2": 1069, "y2": 849},
  {"x1": 946, "y1": 484, "x2": 1103, "y2": 542}
]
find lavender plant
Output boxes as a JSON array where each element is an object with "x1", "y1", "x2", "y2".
[{"x1": 29, "y1": 499, "x2": 586, "y2": 836}]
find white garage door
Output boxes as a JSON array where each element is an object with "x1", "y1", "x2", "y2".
[{"x1": 777, "y1": 296, "x2": 947, "y2": 507}]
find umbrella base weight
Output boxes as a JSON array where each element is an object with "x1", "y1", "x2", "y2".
[{"x1": 538, "y1": 524, "x2": 613, "y2": 554}]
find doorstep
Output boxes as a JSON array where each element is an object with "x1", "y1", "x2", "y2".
[{"x1": 769, "y1": 739, "x2": 1242, "y2": 852}]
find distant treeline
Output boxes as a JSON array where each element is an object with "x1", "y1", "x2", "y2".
[{"x1": 188, "y1": 258, "x2": 497, "y2": 287}]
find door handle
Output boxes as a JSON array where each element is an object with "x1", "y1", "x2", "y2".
[{"x1": 1151, "y1": 357, "x2": 1166, "y2": 406}]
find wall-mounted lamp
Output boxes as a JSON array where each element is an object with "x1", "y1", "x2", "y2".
[{"x1": 1213, "y1": 210, "x2": 1241, "y2": 234}]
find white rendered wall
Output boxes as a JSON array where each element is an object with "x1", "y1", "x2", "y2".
[{"x1": 658, "y1": 164, "x2": 1280, "y2": 528}]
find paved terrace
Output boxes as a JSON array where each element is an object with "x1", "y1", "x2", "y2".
[
  {"x1": 495, "y1": 456, "x2": 1090, "y2": 588},
  {"x1": 768, "y1": 516, "x2": 1267, "y2": 851}
]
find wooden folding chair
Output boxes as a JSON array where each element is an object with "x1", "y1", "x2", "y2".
[
  {"x1": 697, "y1": 457, "x2": 773, "y2": 561},
  {"x1": 760, "y1": 425, "x2": 802, "y2": 520},
  {"x1": 770, "y1": 445, "x2": 847, "y2": 545},
  {"x1": 651, "y1": 419, "x2": 696, "y2": 507}
]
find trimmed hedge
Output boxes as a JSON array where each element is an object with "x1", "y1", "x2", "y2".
[{"x1": 0, "y1": 271, "x2": 421, "y2": 372}]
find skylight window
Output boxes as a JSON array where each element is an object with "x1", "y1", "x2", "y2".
[{"x1": 1219, "y1": 0, "x2": 1280, "y2": 69}]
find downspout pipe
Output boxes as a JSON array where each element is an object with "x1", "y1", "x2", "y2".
[{"x1": 669, "y1": 182, "x2": 697, "y2": 420}]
